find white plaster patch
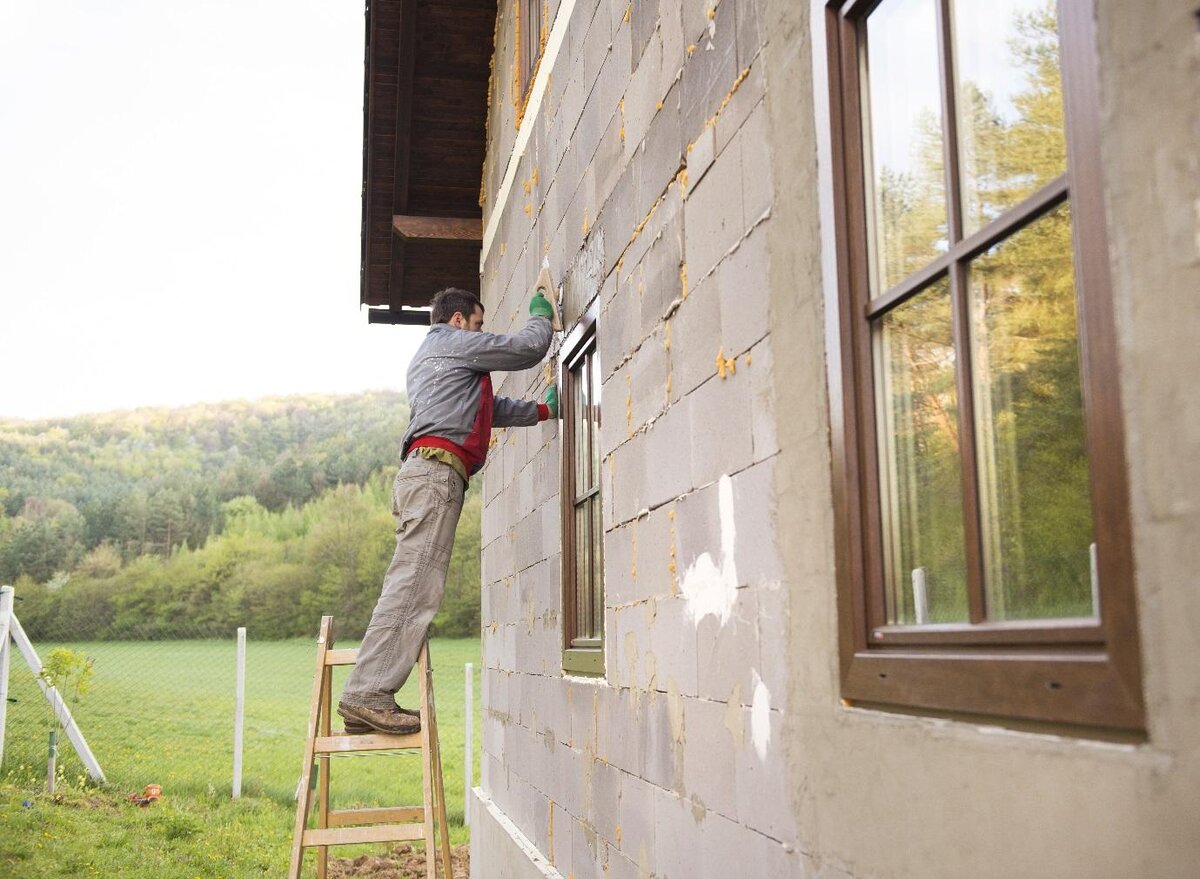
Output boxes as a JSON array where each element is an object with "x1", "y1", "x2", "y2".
[
  {"x1": 751, "y1": 670, "x2": 771, "y2": 761},
  {"x1": 680, "y1": 474, "x2": 738, "y2": 626}
]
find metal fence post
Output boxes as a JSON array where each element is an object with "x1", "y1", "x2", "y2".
[
  {"x1": 233, "y1": 627, "x2": 246, "y2": 798},
  {"x1": 464, "y1": 662, "x2": 473, "y2": 827}
]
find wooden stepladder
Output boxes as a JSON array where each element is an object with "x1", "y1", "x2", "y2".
[{"x1": 289, "y1": 616, "x2": 453, "y2": 879}]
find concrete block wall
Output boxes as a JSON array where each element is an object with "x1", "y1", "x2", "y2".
[
  {"x1": 477, "y1": 0, "x2": 797, "y2": 876},
  {"x1": 475, "y1": 0, "x2": 1200, "y2": 877}
]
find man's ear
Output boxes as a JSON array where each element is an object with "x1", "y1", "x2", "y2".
[{"x1": 449, "y1": 311, "x2": 464, "y2": 328}]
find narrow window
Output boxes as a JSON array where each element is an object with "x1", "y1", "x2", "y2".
[
  {"x1": 826, "y1": 0, "x2": 1143, "y2": 730},
  {"x1": 560, "y1": 304, "x2": 604, "y2": 675},
  {"x1": 517, "y1": 0, "x2": 544, "y2": 108}
]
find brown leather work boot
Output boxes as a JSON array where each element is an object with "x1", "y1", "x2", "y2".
[{"x1": 337, "y1": 701, "x2": 421, "y2": 735}]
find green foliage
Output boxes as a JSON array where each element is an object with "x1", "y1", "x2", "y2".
[
  {"x1": 2, "y1": 391, "x2": 487, "y2": 640},
  {"x1": 37, "y1": 648, "x2": 94, "y2": 730},
  {"x1": 0, "y1": 391, "x2": 410, "y2": 576}
]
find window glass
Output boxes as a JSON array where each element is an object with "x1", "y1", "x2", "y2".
[
  {"x1": 875, "y1": 278, "x2": 969, "y2": 624},
  {"x1": 574, "y1": 503, "x2": 591, "y2": 642},
  {"x1": 969, "y1": 202, "x2": 1094, "y2": 620},
  {"x1": 590, "y1": 496, "x2": 604, "y2": 639},
  {"x1": 573, "y1": 355, "x2": 589, "y2": 498},
  {"x1": 953, "y1": 0, "x2": 1066, "y2": 233},
  {"x1": 866, "y1": 0, "x2": 948, "y2": 292},
  {"x1": 589, "y1": 348, "x2": 602, "y2": 491}
]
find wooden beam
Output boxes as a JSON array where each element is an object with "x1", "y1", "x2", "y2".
[
  {"x1": 301, "y1": 823, "x2": 425, "y2": 847},
  {"x1": 392, "y1": 215, "x2": 482, "y2": 242},
  {"x1": 367, "y1": 307, "x2": 432, "y2": 326}
]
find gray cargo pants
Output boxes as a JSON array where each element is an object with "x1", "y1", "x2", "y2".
[{"x1": 340, "y1": 454, "x2": 465, "y2": 709}]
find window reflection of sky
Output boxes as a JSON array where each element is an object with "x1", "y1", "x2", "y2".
[{"x1": 868, "y1": 0, "x2": 1050, "y2": 176}]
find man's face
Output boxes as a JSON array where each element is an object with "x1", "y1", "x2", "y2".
[{"x1": 450, "y1": 306, "x2": 484, "y2": 332}]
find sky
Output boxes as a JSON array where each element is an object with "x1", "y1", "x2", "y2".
[{"x1": 0, "y1": 0, "x2": 427, "y2": 420}]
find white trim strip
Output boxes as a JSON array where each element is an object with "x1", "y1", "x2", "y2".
[{"x1": 480, "y1": 0, "x2": 579, "y2": 270}]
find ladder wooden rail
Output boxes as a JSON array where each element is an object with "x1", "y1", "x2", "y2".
[{"x1": 288, "y1": 616, "x2": 453, "y2": 879}]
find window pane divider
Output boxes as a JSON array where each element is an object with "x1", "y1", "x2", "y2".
[{"x1": 865, "y1": 179, "x2": 1071, "y2": 321}]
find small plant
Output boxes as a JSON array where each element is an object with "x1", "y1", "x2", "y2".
[{"x1": 37, "y1": 647, "x2": 94, "y2": 794}]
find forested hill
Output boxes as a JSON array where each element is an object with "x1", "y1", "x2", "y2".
[{"x1": 0, "y1": 391, "x2": 410, "y2": 583}]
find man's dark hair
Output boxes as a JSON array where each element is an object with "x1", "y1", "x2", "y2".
[{"x1": 430, "y1": 288, "x2": 484, "y2": 324}]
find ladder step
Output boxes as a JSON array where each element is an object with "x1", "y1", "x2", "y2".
[
  {"x1": 324, "y1": 648, "x2": 359, "y2": 666},
  {"x1": 301, "y1": 823, "x2": 425, "y2": 847},
  {"x1": 316, "y1": 732, "x2": 423, "y2": 753},
  {"x1": 327, "y1": 806, "x2": 425, "y2": 828}
]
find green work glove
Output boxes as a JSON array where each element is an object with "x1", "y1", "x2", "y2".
[
  {"x1": 530, "y1": 290, "x2": 555, "y2": 320},
  {"x1": 544, "y1": 384, "x2": 559, "y2": 419}
]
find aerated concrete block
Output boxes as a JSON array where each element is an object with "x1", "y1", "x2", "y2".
[
  {"x1": 555, "y1": 744, "x2": 586, "y2": 818},
  {"x1": 637, "y1": 687, "x2": 679, "y2": 791},
  {"x1": 733, "y1": 707, "x2": 798, "y2": 844},
  {"x1": 630, "y1": 325, "x2": 670, "y2": 430},
  {"x1": 736, "y1": 0, "x2": 764, "y2": 69},
  {"x1": 687, "y1": 372, "x2": 754, "y2": 490},
  {"x1": 700, "y1": 810, "x2": 769, "y2": 879},
  {"x1": 530, "y1": 791, "x2": 552, "y2": 864},
  {"x1": 747, "y1": 338, "x2": 779, "y2": 462},
  {"x1": 642, "y1": 400, "x2": 693, "y2": 508},
  {"x1": 636, "y1": 213, "x2": 685, "y2": 339},
  {"x1": 630, "y1": 0, "x2": 658, "y2": 72},
  {"x1": 605, "y1": 844, "x2": 640, "y2": 879},
  {"x1": 682, "y1": 695, "x2": 738, "y2": 819},
  {"x1": 634, "y1": 82, "x2": 683, "y2": 215},
  {"x1": 617, "y1": 771, "x2": 656, "y2": 860},
  {"x1": 648, "y1": 596, "x2": 699, "y2": 696},
  {"x1": 730, "y1": 459, "x2": 784, "y2": 586},
  {"x1": 738, "y1": 103, "x2": 773, "y2": 229},
  {"x1": 654, "y1": 784, "x2": 705, "y2": 879},
  {"x1": 595, "y1": 683, "x2": 635, "y2": 772},
  {"x1": 549, "y1": 801, "x2": 573, "y2": 877},
  {"x1": 587, "y1": 756, "x2": 623, "y2": 840},
  {"x1": 716, "y1": 223, "x2": 769, "y2": 357},
  {"x1": 604, "y1": 520, "x2": 638, "y2": 607},
  {"x1": 666, "y1": 281, "x2": 722, "y2": 405},
  {"x1": 679, "y1": 0, "x2": 738, "y2": 140},
  {"x1": 695, "y1": 586, "x2": 760, "y2": 703},
  {"x1": 683, "y1": 134, "x2": 744, "y2": 285},
  {"x1": 572, "y1": 818, "x2": 604, "y2": 879},
  {"x1": 713, "y1": 64, "x2": 765, "y2": 156}
]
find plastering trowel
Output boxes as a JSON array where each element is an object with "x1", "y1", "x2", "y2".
[{"x1": 534, "y1": 259, "x2": 564, "y2": 332}]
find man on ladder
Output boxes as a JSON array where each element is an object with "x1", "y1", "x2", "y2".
[{"x1": 337, "y1": 284, "x2": 559, "y2": 736}]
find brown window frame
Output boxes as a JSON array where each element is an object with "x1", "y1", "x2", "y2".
[
  {"x1": 559, "y1": 301, "x2": 604, "y2": 676},
  {"x1": 824, "y1": 0, "x2": 1144, "y2": 731}
]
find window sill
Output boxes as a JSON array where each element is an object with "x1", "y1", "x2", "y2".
[
  {"x1": 841, "y1": 649, "x2": 1145, "y2": 731},
  {"x1": 562, "y1": 647, "x2": 604, "y2": 677}
]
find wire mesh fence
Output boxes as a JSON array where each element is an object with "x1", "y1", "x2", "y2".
[{"x1": 1, "y1": 587, "x2": 481, "y2": 826}]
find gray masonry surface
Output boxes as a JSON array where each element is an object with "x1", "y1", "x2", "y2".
[{"x1": 473, "y1": 0, "x2": 1200, "y2": 877}]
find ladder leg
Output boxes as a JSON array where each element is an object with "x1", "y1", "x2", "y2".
[
  {"x1": 289, "y1": 616, "x2": 335, "y2": 879},
  {"x1": 317, "y1": 661, "x2": 333, "y2": 879},
  {"x1": 429, "y1": 683, "x2": 453, "y2": 879},
  {"x1": 418, "y1": 642, "x2": 437, "y2": 879}
]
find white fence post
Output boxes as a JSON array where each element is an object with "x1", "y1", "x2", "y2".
[
  {"x1": 0, "y1": 586, "x2": 13, "y2": 771},
  {"x1": 464, "y1": 662, "x2": 473, "y2": 827},
  {"x1": 233, "y1": 627, "x2": 246, "y2": 798}
]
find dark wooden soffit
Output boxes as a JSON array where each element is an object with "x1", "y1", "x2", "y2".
[{"x1": 360, "y1": 0, "x2": 495, "y2": 324}]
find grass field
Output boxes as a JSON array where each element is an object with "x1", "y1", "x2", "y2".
[{"x1": 1, "y1": 636, "x2": 481, "y2": 877}]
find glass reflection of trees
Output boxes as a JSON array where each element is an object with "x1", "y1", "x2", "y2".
[{"x1": 870, "y1": 1, "x2": 1094, "y2": 623}]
